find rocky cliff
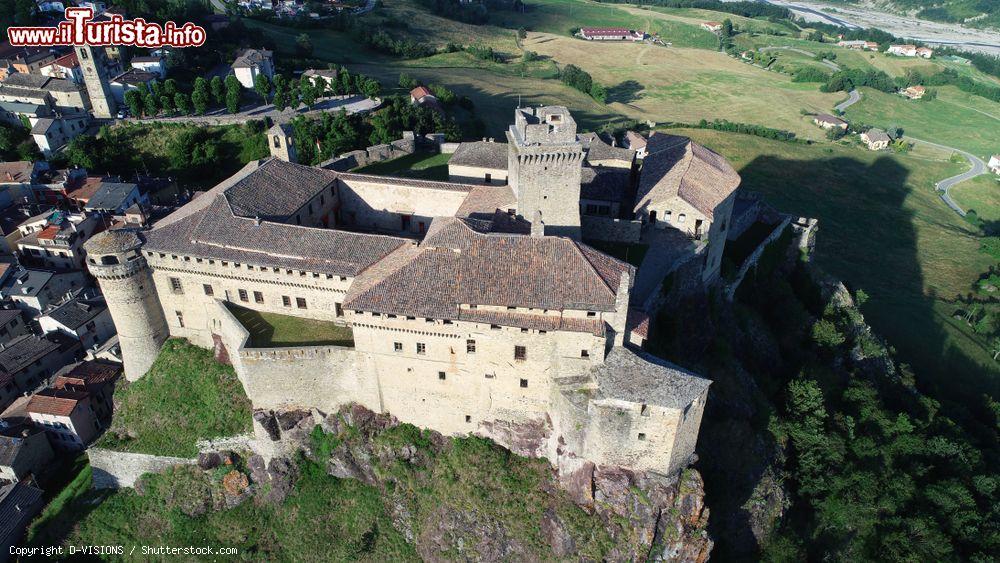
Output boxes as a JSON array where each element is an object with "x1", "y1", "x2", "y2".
[{"x1": 244, "y1": 404, "x2": 712, "y2": 561}]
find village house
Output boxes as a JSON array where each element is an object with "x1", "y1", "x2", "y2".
[
  {"x1": 916, "y1": 47, "x2": 934, "y2": 58},
  {"x1": 0, "y1": 267, "x2": 88, "y2": 316},
  {"x1": 0, "y1": 481, "x2": 43, "y2": 555},
  {"x1": 409, "y1": 85, "x2": 443, "y2": 113},
  {"x1": 0, "y1": 425, "x2": 54, "y2": 483},
  {"x1": 30, "y1": 112, "x2": 91, "y2": 156},
  {"x1": 302, "y1": 68, "x2": 339, "y2": 89},
  {"x1": 0, "y1": 333, "x2": 82, "y2": 411},
  {"x1": 47, "y1": 359, "x2": 121, "y2": 425},
  {"x1": 129, "y1": 55, "x2": 166, "y2": 79},
  {"x1": 579, "y1": 27, "x2": 644, "y2": 41},
  {"x1": 83, "y1": 182, "x2": 147, "y2": 215},
  {"x1": 861, "y1": 128, "x2": 891, "y2": 151},
  {"x1": 813, "y1": 113, "x2": 849, "y2": 130},
  {"x1": 16, "y1": 211, "x2": 101, "y2": 271},
  {"x1": 701, "y1": 21, "x2": 723, "y2": 32},
  {"x1": 108, "y1": 68, "x2": 159, "y2": 104},
  {"x1": 0, "y1": 308, "x2": 29, "y2": 346},
  {"x1": 0, "y1": 100, "x2": 51, "y2": 127},
  {"x1": 887, "y1": 44, "x2": 917, "y2": 56},
  {"x1": 902, "y1": 85, "x2": 926, "y2": 99},
  {"x1": 39, "y1": 291, "x2": 115, "y2": 350},
  {"x1": 39, "y1": 52, "x2": 83, "y2": 84},
  {"x1": 836, "y1": 40, "x2": 879, "y2": 51},
  {"x1": 25, "y1": 390, "x2": 98, "y2": 451},
  {"x1": 232, "y1": 48, "x2": 275, "y2": 89},
  {"x1": 0, "y1": 73, "x2": 90, "y2": 114}
]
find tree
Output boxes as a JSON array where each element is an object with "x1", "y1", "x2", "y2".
[
  {"x1": 300, "y1": 80, "x2": 317, "y2": 108},
  {"x1": 159, "y1": 95, "x2": 173, "y2": 112},
  {"x1": 143, "y1": 91, "x2": 158, "y2": 116},
  {"x1": 163, "y1": 78, "x2": 179, "y2": 98},
  {"x1": 398, "y1": 73, "x2": 417, "y2": 89},
  {"x1": 360, "y1": 77, "x2": 381, "y2": 98},
  {"x1": 517, "y1": 27, "x2": 527, "y2": 39},
  {"x1": 722, "y1": 18, "x2": 733, "y2": 38},
  {"x1": 210, "y1": 76, "x2": 225, "y2": 105},
  {"x1": 225, "y1": 75, "x2": 242, "y2": 114},
  {"x1": 191, "y1": 77, "x2": 210, "y2": 114},
  {"x1": 253, "y1": 73, "x2": 271, "y2": 101},
  {"x1": 174, "y1": 92, "x2": 191, "y2": 115},
  {"x1": 296, "y1": 33, "x2": 314, "y2": 57},
  {"x1": 123, "y1": 89, "x2": 143, "y2": 118},
  {"x1": 273, "y1": 85, "x2": 288, "y2": 112},
  {"x1": 811, "y1": 319, "x2": 845, "y2": 348},
  {"x1": 339, "y1": 69, "x2": 353, "y2": 94},
  {"x1": 64, "y1": 135, "x2": 104, "y2": 169},
  {"x1": 590, "y1": 82, "x2": 607, "y2": 103}
]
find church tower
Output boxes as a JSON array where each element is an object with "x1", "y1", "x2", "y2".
[
  {"x1": 268, "y1": 123, "x2": 298, "y2": 163},
  {"x1": 506, "y1": 106, "x2": 584, "y2": 239},
  {"x1": 84, "y1": 230, "x2": 168, "y2": 381},
  {"x1": 75, "y1": 44, "x2": 117, "y2": 118}
]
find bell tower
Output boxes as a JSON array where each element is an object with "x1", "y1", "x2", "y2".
[
  {"x1": 76, "y1": 44, "x2": 117, "y2": 118},
  {"x1": 268, "y1": 123, "x2": 298, "y2": 163},
  {"x1": 506, "y1": 106, "x2": 584, "y2": 239}
]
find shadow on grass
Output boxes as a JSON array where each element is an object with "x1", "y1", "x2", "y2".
[
  {"x1": 24, "y1": 455, "x2": 107, "y2": 550},
  {"x1": 676, "y1": 154, "x2": 1000, "y2": 559},
  {"x1": 607, "y1": 80, "x2": 644, "y2": 104}
]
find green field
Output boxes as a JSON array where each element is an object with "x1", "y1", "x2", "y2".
[
  {"x1": 672, "y1": 128, "x2": 999, "y2": 399},
  {"x1": 843, "y1": 86, "x2": 1000, "y2": 158},
  {"x1": 96, "y1": 339, "x2": 253, "y2": 457},
  {"x1": 952, "y1": 174, "x2": 1000, "y2": 221}
]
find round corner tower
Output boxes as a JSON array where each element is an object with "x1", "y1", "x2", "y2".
[{"x1": 84, "y1": 230, "x2": 168, "y2": 381}]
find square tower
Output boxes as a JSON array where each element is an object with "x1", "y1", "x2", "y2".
[
  {"x1": 268, "y1": 123, "x2": 298, "y2": 163},
  {"x1": 75, "y1": 44, "x2": 117, "y2": 119},
  {"x1": 506, "y1": 106, "x2": 584, "y2": 239}
]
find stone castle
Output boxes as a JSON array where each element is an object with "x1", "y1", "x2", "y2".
[{"x1": 85, "y1": 107, "x2": 743, "y2": 476}]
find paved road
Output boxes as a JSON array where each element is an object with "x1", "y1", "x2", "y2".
[
  {"x1": 126, "y1": 95, "x2": 380, "y2": 126},
  {"x1": 834, "y1": 89, "x2": 861, "y2": 112},
  {"x1": 907, "y1": 136, "x2": 987, "y2": 217}
]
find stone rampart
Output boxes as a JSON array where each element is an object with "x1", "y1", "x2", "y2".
[
  {"x1": 724, "y1": 216, "x2": 792, "y2": 300},
  {"x1": 88, "y1": 448, "x2": 195, "y2": 489},
  {"x1": 580, "y1": 215, "x2": 642, "y2": 243},
  {"x1": 320, "y1": 132, "x2": 423, "y2": 171}
]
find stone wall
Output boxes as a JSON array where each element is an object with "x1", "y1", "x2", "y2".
[
  {"x1": 724, "y1": 216, "x2": 792, "y2": 300},
  {"x1": 728, "y1": 192, "x2": 764, "y2": 241},
  {"x1": 88, "y1": 448, "x2": 195, "y2": 489},
  {"x1": 320, "y1": 132, "x2": 424, "y2": 171},
  {"x1": 580, "y1": 215, "x2": 642, "y2": 243}
]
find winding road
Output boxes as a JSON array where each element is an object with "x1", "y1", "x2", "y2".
[
  {"x1": 834, "y1": 89, "x2": 860, "y2": 112},
  {"x1": 907, "y1": 136, "x2": 987, "y2": 217}
]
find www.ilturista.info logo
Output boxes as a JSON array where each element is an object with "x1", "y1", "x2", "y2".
[{"x1": 7, "y1": 7, "x2": 206, "y2": 48}]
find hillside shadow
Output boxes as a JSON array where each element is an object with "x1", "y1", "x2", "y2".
[
  {"x1": 697, "y1": 153, "x2": 999, "y2": 559},
  {"x1": 607, "y1": 80, "x2": 644, "y2": 104}
]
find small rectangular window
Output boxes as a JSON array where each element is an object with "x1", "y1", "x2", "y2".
[
  {"x1": 514, "y1": 346, "x2": 526, "y2": 361},
  {"x1": 640, "y1": 404, "x2": 650, "y2": 417},
  {"x1": 586, "y1": 311, "x2": 596, "y2": 317},
  {"x1": 581, "y1": 349, "x2": 589, "y2": 358},
  {"x1": 282, "y1": 296, "x2": 291, "y2": 307},
  {"x1": 169, "y1": 277, "x2": 183, "y2": 294},
  {"x1": 465, "y1": 415, "x2": 471, "y2": 423},
  {"x1": 637, "y1": 433, "x2": 647, "y2": 441},
  {"x1": 335, "y1": 303, "x2": 343, "y2": 317},
  {"x1": 438, "y1": 371, "x2": 446, "y2": 380},
  {"x1": 238, "y1": 289, "x2": 248, "y2": 302},
  {"x1": 519, "y1": 378, "x2": 528, "y2": 388},
  {"x1": 296, "y1": 297, "x2": 307, "y2": 309},
  {"x1": 466, "y1": 339, "x2": 476, "y2": 353},
  {"x1": 254, "y1": 291, "x2": 264, "y2": 303},
  {"x1": 416, "y1": 343, "x2": 426, "y2": 355},
  {"x1": 175, "y1": 311, "x2": 184, "y2": 327},
  {"x1": 203, "y1": 284, "x2": 213, "y2": 296},
  {"x1": 393, "y1": 342, "x2": 402, "y2": 352}
]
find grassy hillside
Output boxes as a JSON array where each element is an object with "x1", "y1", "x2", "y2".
[
  {"x1": 96, "y1": 339, "x2": 253, "y2": 457},
  {"x1": 673, "y1": 128, "x2": 999, "y2": 399}
]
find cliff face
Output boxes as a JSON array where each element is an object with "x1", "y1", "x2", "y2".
[{"x1": 252, "y1": 404, "x2": 713, "y2": 562}]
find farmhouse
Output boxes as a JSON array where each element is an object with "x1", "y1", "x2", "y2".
[
  {"x1": 902, "y1": 85, "x2": 926, "y2": 99},
  {"x1": 988, "y1": 155, "x2": 1000, "y2": 175},
  {"x1": 579, "y1": 27, "x2": 644, "y2": 41},
  {"x1": 836, "y1": 40, "x2": 879, "y2": 51},
  {"x1": 915, "y1": 47, "x2": 934, "y2": 58},
  {"x1": 410, "y1": 85, "x2": 443, "y2": 113},
  {"x1": 84, "y1": 106, "x2": 749, "y2": 477},
  {"x1": 813, "y1": 113, "x2": 848, "y2": 130},
  {"x1": 701, "y1": 21, "x2": 723, "y2": 32},
  {"x1": 860, "y1": 128, "x2": 891, "y2": 151},
  {"x1": 887, "y1": 44, "x2": 917, "y2": 56}
]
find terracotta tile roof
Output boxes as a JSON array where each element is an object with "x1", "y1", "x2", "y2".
[
  {"x1": 26, "y1": 390, "x2": 87, "y2": 417},
  {"x1": 449, "y1": 141, "x2": 507, "y2": 170},
  {"x1": 593, "y1": 347, "x2": 710, "y2": 409},
  {"x1": 410, "y1": 86, "x2": 433, "y2": 100},
  {"x1": 627, "y1": 307, "x2": 650, "y2": 338},
  {"x1": 455, "y1": 185, "x2": 517, "y2": 219},
  {"x1": 49, "y1": 52, "x2": 78, "y2": 68},
  {"x1": 625, "y1": 131, "x2": 647, "y2": 148},
  {"x1": 232, "y1": 48, "x2": 272, "y2": 69},
  {"x1": 34, "y1": 225, "x2": 60, "y2": 240},
  {"x1": 581, "y1": 167, "x2": 631, "y2": 203},
  {"x1": 578, "y1": 133, "x2": 634, "y2": 164},
  {"x1": 338, "y1": 172, "x2": 474, "y2": 193},
  {"x1": 224, "y1": 158, "x2": 338, "y2": 220},
  {"x1": 345, "y1": 217, "x2": 633, "y2": 329},
  {"x1": 634, "y1": 139, "x2": 741, "y2": 220},
  {"x1": 0, "y1": 161, "x2": 34, "y2": 183},
  {"x1": 52, "y1": 359, "x2": 121, "y2": 392}
]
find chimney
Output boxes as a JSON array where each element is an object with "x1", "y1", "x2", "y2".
[
  {"x1": 531, "y1": 210, "x2": 544, "y2": 237},
  {"x1": 611, "y1": 269, "x2": 631, "y2": 347}
]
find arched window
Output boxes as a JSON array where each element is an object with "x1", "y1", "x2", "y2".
[
  {"x1": 664, "y1": 210, "x2": 672, "y2": 222},
  {"x1": 678, "y1": 213, "x2": 686, "y2": 223},
  {"x1": 272, "y1": 135, "x2": 281, "y2": 148},
  {"x1": 100, "y1": 255, "x2": 119, "y2": 265}
]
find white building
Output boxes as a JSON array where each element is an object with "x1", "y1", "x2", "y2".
[
  {"x1": 108, "y1": 69, "x2": 158, "y2": 104},
  {"x1": 30, "y1": 112, "x2": 91, "y2": 156},
  {"x1": 129, "y1": 55, "x2": 166, "y2": 79},
  {"x1": 232, "y1": 48, "x2": 274, "y2": 89},
  {"x1": 989, "y1": 155, "x2": 1000, "y2": 175},
  {"x1": 39, "y1": 292, "x2": 116, "y2": 350}
]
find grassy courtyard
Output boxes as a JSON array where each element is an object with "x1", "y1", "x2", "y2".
[
  {"x1": 356, "y1": 151, "x2": 452, "y2": 181},
  {"x1": 96, "y1": 339, "x2": 252, "y2": 457},
  {"x1": 228, "y1": 304, "x2": 355, "y2": 348}
]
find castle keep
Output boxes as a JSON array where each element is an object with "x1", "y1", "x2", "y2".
[{"x1": 86, "y1": 107, "x2": 743, "y2": 476}]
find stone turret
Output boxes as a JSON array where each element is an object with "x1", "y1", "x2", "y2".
[
  {"x1": 84, "y1": 230, "x2": 168, "y2": 380},
  {"x1": 267, "y1": 123, "x2": 297, "y2": 163},
  {"x1": 506, "y1": 106, "x2": 584, "y2": 239}
]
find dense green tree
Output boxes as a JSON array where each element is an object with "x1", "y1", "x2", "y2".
[
  {"x1": 143, "y1": 91, "x2": 158, "y2": 116},
  {"x1": 253, "y1": 73, "x2": 271, "y2": 101},
  {"x1": 210, "y1": 76, "x2": 225, "y2": 106},
  {"x1": 225, "y1": 75, "x2": 242, "y2": 114},
  {"x1": 124, "y1": 90, "x2": 143, "y2": 118},
  {"x1": 191, "y1": 77, "x2": 210, "y2": 114},
  {"x1": 174, "y1": 92, "x2": 191, "y2": 115},
  {"x1": 296, "y1": 33, "x2": 314, "y2": 57}
]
